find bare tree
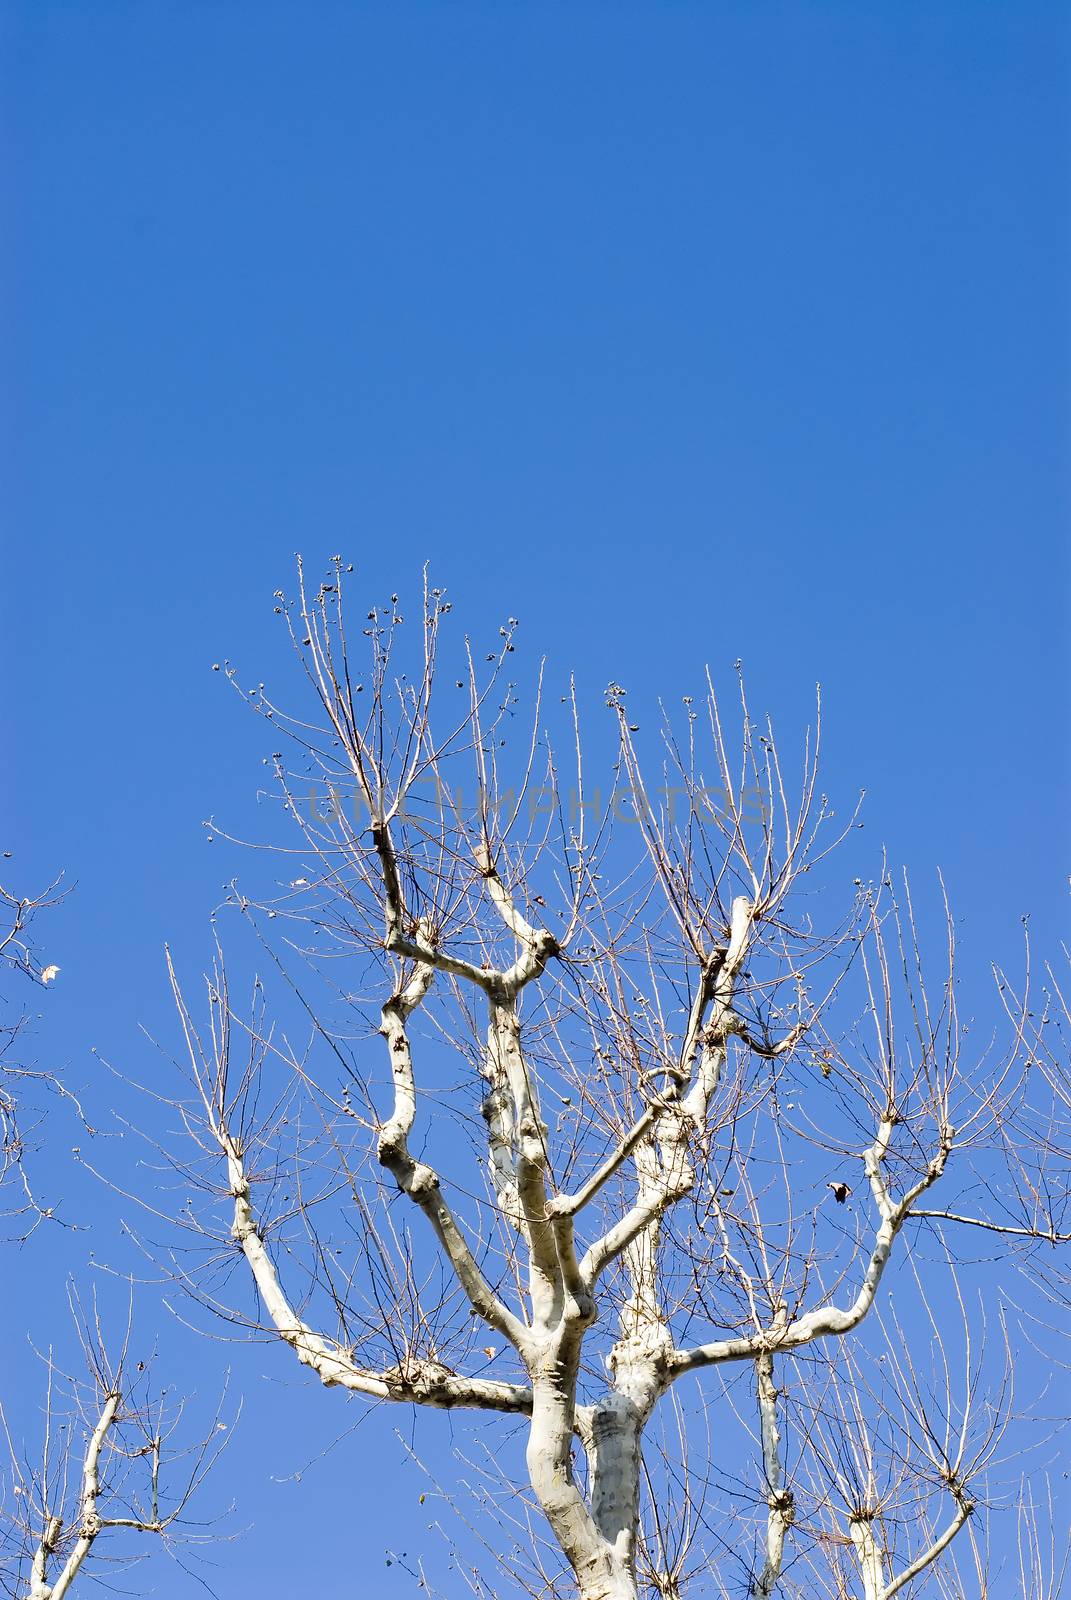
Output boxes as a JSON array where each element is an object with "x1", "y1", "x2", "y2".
[
  {"x1": 0, "y1": 883, "x2": 235, "y2": 1597},
  {"x1": 0, "y1": 1294, "x2": 234, "y2": 1600},
  {"x1": 155, "y1": 561, "x2": 1067, "y2": 1600}
]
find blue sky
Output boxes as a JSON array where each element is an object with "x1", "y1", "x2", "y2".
[{"x1": 3, "y1": 3, "x2": 1069, "y2": 1595}]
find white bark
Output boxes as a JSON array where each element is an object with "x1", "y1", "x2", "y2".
[
  {"x1": 28, "y1": 1392, "x2": 138, "y2": 1600},
  {"x1": 30, "y1": 1392, "x2": 117, "y2": 1600},
  {"x1": 849, "y1": 1514, "x2": 885, "y2": 1600},
  {"x1": 581, "y1": 897, "x2": 754, "y2": 1289},
  {"x1": 377, "y1": 951, "x2": 532, "y2": 1356},
  {"x1": 528, "y1": 1366, "x2": 627, "y2": 1600},
  {"x1": 751, "y1": 1344, "x2": 793, "y2": 1597},
  {"x1": 843, "y1": 1473, "x2": 973, "y2": 1599},
  {"x1": 28, "y1": 1518, "x2": 62, "y2": 1600},
  {"x1": 559, "y1": 898, "x2": 757, "y2": 1597},
  {"x1": 880, "y1": 1495, "x2": 974, "y2": 1600}
]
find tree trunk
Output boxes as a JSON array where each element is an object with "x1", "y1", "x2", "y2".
[
  {"x1": 588, "y1": 1393, "x2": 643, "y2": 1577},
  {"x1": 526, "y1": 1368, "x2": 641, "y2": 1600}
]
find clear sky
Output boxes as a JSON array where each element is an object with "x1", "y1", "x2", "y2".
[{"x1": 3, "y1": 3, "x2": 1069, "y2": 1596}]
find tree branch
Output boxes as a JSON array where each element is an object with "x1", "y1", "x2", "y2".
[
  {"x1": 38, "y1": 1392, "x2": 119, "y2": 1600},
  {"x1": 224, "y1": 1129, "x2": 532, "y2": 1413},
  {"x1": 881, "y1": 1493, "x2": 973, "y2": 1599},
  {"x1": 668, "y1": 1111, "x2": 954, "y2": 1376},
  {"x1": 376, "y1": 950, "x2": 532, "y2": 1355}
]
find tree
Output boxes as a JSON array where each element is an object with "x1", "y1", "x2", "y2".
[
  {"x1": 1, "y1": 880, "x2": 233, "y2": 1597},
  {"x1": 0, "y1": 1296, "x2": 234, "y2": 1600},
  {"x1": 161, "y1": 561, "x2": 1068, "y2": 1599}
]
